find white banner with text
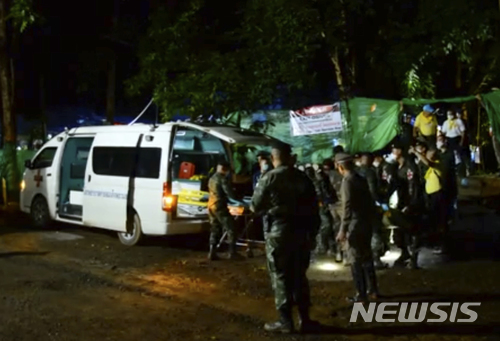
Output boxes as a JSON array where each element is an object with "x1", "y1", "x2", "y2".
[{"x1": 289, "y1": 103, "x2": 343, "y2": 136}]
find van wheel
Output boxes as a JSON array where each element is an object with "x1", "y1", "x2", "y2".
[
  {"x1": 31, "y1": 196, "x2": 51, "y2": 228},
  {"x1": 118, "y1": 213, "x2": 143, "y2": 246}
]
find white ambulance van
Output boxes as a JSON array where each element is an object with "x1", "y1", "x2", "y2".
[{"x1": 20, "y1": 122, "x2": 281, "y2": 245}]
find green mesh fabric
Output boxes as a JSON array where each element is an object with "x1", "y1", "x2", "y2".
[
  {"x1": 401, "y1": 96, "x2": 476, "y2": 105},
  {"x1": 226, "y1": 111, "x2": 348, "y2": 163}
]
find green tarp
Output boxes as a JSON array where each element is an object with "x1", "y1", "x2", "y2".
[
  {"x1": 342, "y1": 97, "x2": 400, "y2": 153},
  {"x1": 0, "y1": 149, "x2": 36, "y2": 180},
  {"x1": 224, "y1": 91, "x2": 500, "y2": 163}
]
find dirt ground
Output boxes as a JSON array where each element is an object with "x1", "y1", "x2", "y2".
[{"x1": 1, "y1": 203, "x2": 500, "y2": 341}]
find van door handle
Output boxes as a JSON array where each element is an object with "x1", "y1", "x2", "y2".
[
  {"x1": 88, "y1": 175, "x2": 91, "y2": 182},
  {"x1": 47, "y1": 173, "x2": 52, "y2": 176}
]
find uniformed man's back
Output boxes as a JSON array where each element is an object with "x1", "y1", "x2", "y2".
[
  {"x1": 342, "y1": 172, "x2": 376, "y2": 225},
  {"x1": 250, "y1": 143, "x2": 320, "y2": 333},
  {"x1": 255, "y1": 165, "x2": 317, "y2": 237}
]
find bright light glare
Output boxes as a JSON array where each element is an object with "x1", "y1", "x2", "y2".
[
  {"x1": 315, "y1": 262, "x2": 341, "y2": 272},
  {"x1": 381, "y1": 250, "x2": 401, "y2": 263}
]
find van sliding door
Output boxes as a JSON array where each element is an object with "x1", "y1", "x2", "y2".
[{"x1": 82, "y1": 133, "x2": 139, "y2": 231}]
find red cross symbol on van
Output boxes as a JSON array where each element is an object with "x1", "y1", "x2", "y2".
[{"x1": 34, "y1": 169, "x2": 43, "y2": 188}]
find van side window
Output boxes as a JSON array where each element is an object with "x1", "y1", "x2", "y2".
[
  {"x1": 92, "y1": 147, "x2": 161, "y2": 179},
  {"x1": 32, "y1": 147, "x2": 57, "y2": 169}
]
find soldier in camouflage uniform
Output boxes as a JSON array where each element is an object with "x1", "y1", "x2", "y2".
[
  {"x1": 358, "y1": 152, "x2": 388, "y2": 269},
  {"x1": 386, "y1": 143, "x2": 423, "y2": 269},
  {"x1": 328, "y1": 146, "x2": 345, "y2": 262},
  {"x1": 207, "y1": 160, "x2": 242, "y2": 261},
  {"x1": 314, "y1": 161, "x2": 337, "y2": 255},
  {"x1": 251, "y1": 143, "x2": 320, "y2": 334},
  {"x1": 304, "y1": 166, "x2": 322, "y2": 262},
  {"x1": 335, "y1": 152, "x2": 379, "y2": 302}
]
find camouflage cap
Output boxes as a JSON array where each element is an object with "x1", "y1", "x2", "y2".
[{"x1": 334, "y1": 152, "x2": 353, "y2": 164}]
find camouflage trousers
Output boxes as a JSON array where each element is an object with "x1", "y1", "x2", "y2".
[
  {"x1": 330, "y1": 204, "x2": 343, "y2": 249},
  {"x1": 208, "y1": 207, "x2": 235, "y2": 246},
  {"x1": 265, "y1": 235, "x2": 311, "y2": 312},
  {"x1": 317, "y1": 206, "x2": 336, "y2": 253}
]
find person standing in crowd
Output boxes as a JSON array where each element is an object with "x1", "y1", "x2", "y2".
[
  {"x1": 335, "y1": 152, "x2": 379, "y2": 302},
  {"x1": 387, "y1": 143, "x2": 423, "y2": 269},
  {"x1": 253, "y1": 151, "x2": 272, "y2": 184},
  {"x1": 400, "y1": 113, "x2": 414, "y2": 153},
  {"x1": 413, "y1": 104, "x2": 438, "y2": 148},
  {"x1": 304, "y1": 166, "x2": 323, "y2": 263},
  {"x1": 441, "y1": 110, "x2": 465, "y2": 175},
  {"x1": 410, "y1": 146, "x2": 447, "y2": 252},
  {"x1": 435, "y1": 135, "x2": 457, "y2": 252},
  {"x1": 357, "y1": 153, "x2": 387, "y2": 269},
  {"x1": 414, "y1": 139, "x2": 429, "y2": 207},
  {"x1": 253, "y1": 157, "x2": 271, "y2": 190},
  {"x1": 457, "y1": 110, "x2": 472, "y2": 175},
  {"x1": 328, "y1": 145, "x2": 346, "y2": 263},
  {"x1": 373, "y1": 151, "x2": 395, "y2": 191},
  {"x1": 372, "y1": 152, "x2": 385, "y2": 180},
  {"x1": 315, "y1": 160, "x2": 337, "y2": 256},
  {"x1": 354, "y1": 154, "x2": 362, "y2": 168},
  {"x1": 251, "y1": 143, "x2": 320, "y2": 334},
  {"x1": 207, "y1": 160, "x2": 242, "y2": 261}
]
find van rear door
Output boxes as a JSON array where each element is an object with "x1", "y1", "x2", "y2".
[{"x1": 173, "y1": 122, "x2": 284, "y2": 146}]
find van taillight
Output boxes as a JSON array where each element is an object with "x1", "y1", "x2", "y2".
[{"x1": 162, "y1": 182, "x2": 175, "y2": 211}]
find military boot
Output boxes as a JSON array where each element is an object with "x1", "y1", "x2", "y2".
[
  {"x1": 264, "y1": 308, "x2": 294, "y2": 334},
  {"x1": 298, "y1": 306, "x2": 321, "y2": 333},
  {"x1": 407, "y1": 237, "x2": 420, "y2": 269},
  {"x1": 363, "y1": 262, "x2": 379, "y2": 300},
  {"x1": 207, "y1": 245, "x2": 220, "y2": 261}
]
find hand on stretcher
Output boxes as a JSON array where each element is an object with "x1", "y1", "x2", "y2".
[{"x1": 228, "y1": 198, "x2": 250, "y2": 216}]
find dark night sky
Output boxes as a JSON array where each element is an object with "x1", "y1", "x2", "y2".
[{"x1": 15, "y1": 0, "x2": 151, "y2": 123}]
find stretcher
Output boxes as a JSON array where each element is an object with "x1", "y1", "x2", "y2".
[{"x1": 217, "y1": 197, "x2": 264, "y2": 257}]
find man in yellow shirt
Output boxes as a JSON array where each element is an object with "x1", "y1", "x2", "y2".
[{"x1": 413, "y1": 104, "x2": 438, "y2": 148}]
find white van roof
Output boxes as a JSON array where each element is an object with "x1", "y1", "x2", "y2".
[{"x1": 59, "y1": 122, "x2": 285, "y2": 146}]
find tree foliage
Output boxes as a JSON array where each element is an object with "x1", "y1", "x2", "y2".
[
  {"x1": 9, "y1": 0, "x2": 39, "y2": 32},
  {"x1": 129, "y1": 0, "x2": 500, "y2": 121},
  {"x1": 0, "y1": 0, "x2": 40, "y2": 200},
  {"x1": 128, "y1": 0, "x2": 320, "y2": 120}
]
